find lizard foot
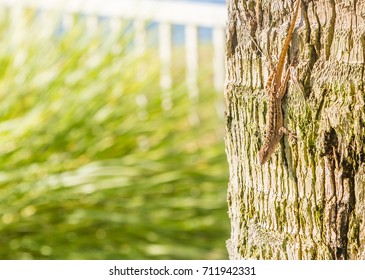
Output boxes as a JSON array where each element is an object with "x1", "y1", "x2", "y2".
[{"x1": 280, "y1": 127, "x2": 297, "y2": 144}]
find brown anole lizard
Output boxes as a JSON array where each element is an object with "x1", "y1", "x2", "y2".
[{"x1": 258, "y1": 0, "x2": 301, "y2": 165}]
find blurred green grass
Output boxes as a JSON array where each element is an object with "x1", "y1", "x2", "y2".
[{"x1": 0, "y1": 8, "x2": 229, "y2": 259}]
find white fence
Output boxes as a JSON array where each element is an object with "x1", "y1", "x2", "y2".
[{"x1": 0, "y1": 0, "x2": 227, "y2": 93}]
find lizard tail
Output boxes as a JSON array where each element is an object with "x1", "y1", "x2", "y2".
[{"x1": 275, "y1": 0, "x2": 301, "y2": 90}]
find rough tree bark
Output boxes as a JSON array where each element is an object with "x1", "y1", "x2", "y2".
[{"x1": 225, "y1": 0, "x2": 365, "y2": 260}]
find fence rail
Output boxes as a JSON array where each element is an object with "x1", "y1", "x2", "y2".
[{"x1": 0, "y1": 0, "x2": 227, "y2": 92}]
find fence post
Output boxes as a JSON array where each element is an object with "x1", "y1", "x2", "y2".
[
  {"x1": 61, "y1": 13, "x2": 74, "y2": 31},
  {"x1": 109, "y1": 16, "x2": 122, "y2": 33},
  {"x1": 134, "y1": 19, "x2": 146, "y2": 55},
  {"x1": 185, "y1": 24, "x2": 199, "y2": 101},
  {"x1": 158, "y1": 21, "x2": 172, "y2": 110},
  {"x1": 86, "y1": 15, "x2": 99, "y2": 33}
]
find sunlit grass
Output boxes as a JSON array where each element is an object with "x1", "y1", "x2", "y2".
[{"x1": 0, "y1": 8, "x2": 228, "y2": 259}]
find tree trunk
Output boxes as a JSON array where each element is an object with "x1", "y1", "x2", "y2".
[{"x1": 225, "y1": 0, "x2": 365, "y2": 260}]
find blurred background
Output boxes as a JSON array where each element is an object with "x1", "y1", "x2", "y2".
[{"x1": 0, "y1": 0, "x2": 229, "y2": 259}]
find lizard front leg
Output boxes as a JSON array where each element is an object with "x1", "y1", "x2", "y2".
[{"x1": 279, "y1": 126, "x2": 297, "y2": 143}]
